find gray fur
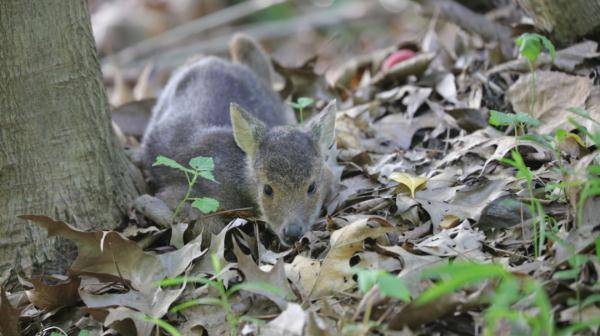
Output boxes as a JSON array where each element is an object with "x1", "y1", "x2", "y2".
[{"x1": 140, "y1": 38, "x2": 336, "y2": 244}]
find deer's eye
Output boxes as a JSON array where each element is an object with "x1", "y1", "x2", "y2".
[
  {"x1": 263, "y1": 184, "x2": 274, "y2": 197},
  {"x1": 307, "y1": 182, "x2": 317, "y2": 194}
]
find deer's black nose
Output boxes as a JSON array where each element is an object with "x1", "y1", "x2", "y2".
[{"x1": 282, "y1": 224, "x2": 303, "y2": 245}]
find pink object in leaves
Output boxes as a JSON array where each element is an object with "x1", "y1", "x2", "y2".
[{"x1": 382, "y1": 49, "x2": 417, "y2": 71}]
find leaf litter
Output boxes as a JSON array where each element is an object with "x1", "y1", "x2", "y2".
[{"x1": 4, "y1": 5, "x2": 600, "y2": 336}]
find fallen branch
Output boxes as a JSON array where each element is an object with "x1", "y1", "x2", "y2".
[
  {"x1": 108, "y1": 0, "x2": 290, "y2": 67},
  {"x1": 102, "y1": 1, "x2": 381, "y2": 78},
  {"x1": 413, "y1": 0, "x2": 513, "y2": 48}
]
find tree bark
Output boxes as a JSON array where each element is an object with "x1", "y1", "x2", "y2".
[
  {"x1": 0, "y1": 0, "x2": 141, "y2": 275},
  {"x1": 517, "y1": 0, "x2": 600, "y2": 43}
]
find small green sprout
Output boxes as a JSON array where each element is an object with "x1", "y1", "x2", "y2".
[
  {"x1": 156, "y1": 253, "x2": 284, "y2": 336},
  {"x1": 153, "y1": 155, "x2": 219, "y2": 220},
  {"x1": 288, "y1": 97, "x2": 314, "y2": 123},
  {"x1": 515, "y1": 33, "x2": 555, "y2": 115}
]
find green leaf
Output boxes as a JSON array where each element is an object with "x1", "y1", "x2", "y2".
[
  {"x1": 516, "y1": 33, "x2": 554, "y2": 64},
  {"x1": 489, "y1": 110, "x2": 539, "y2": 127},
  {"x1": 191, "y1": 197, "x2": 219, "y2": 214},
  {"x1": 356, "y1": 269, "x2": 380, "y2": 293},
  {"x1": 417, "y1": 262, "x2": 508, "y2": 305},
  {"x1": 156, "y1": 276, "x2": 218, "y2": 289},
  {"x1": 153, "y1": 155, "x2": 191, "y2": 173},
  {"x1": 78, "y1": 331, "x2": 91, "y2": 336},
  {"x1": 516, "y1": 33, "x2": 542, "y2": 64},
  {"x1": 377, "y1": 272, "x2": 410, "y2": 301},
  {"x1": 189, "y1": 156, "x2": 214, "y2": 172},
  {"x1": 198, "y1": 170, "x2": 216, "y2": 182},
  {"x1": 170, "y1": 297, "x2": 222, "y2": 313},
  {"x1": 553, "y1": 269, "x2": 580, "y2": 280},
  {"x1": 539, "y1": 35, "x2": 556, "y2": 62},
  {"x1": 297, "y1": 97, "x2": 315, "y2": 109},
  {"x1": 140, "y1": 314, "x2": 182, "y2": 336}
]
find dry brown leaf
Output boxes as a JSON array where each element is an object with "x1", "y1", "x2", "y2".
[
  {"x1": 292, "y1": 217, "x2": 395, "y2": 298},
  {"x1": 232, "y1": 242, "x2": 293, "y2": 309},
  {"x1": 373, "y1": 112, "x2": 440, "y2": 150},
  {"x1": 507, "y1": 71, "x2": 592, "y2": 134},
  {"x1": 259, "y1": 303, "x2": 307, "y2": 336},
  {"x1": 20, "y1": 215, "x2": 204, "y2": 291},
  {"x1": 415, "y1": 178, "x2": 508, "y2": 230},
  {"x1": 415, "y1": 221, "x2": 487, "y2": 260},
  {"x1": 0, "y1": 287, "x2": 21, "y2": 336},
  {"x1": 25, "y1": 276, "x2": 80, "y2": 311},
  {"x1": 390, "y1": 172, "x2": 428, "y2": 198}
]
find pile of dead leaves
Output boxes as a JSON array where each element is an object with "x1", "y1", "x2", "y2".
[{"x1": 3, "y1": 4, "x2": 600, "y2": 336}]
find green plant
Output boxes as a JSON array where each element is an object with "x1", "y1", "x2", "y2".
[
  {"x1": 288, "y1": 97, "x2": 314, "y2": 123},
  {"x1": 489, "y1": 110, "x2": 540, "y2": 137},
  {"x1": 356, "y1": 269, "x2": 410, "y2": 301},
  {"x1": 153, "y1": 155, "x2": 219, "y2": 220},
  {"x1": 140, "y1": 314, "x2": 182, "y2": 336},
  {"x1": 515, "y1": 33, "x2": 555, "y2": 115},
  {"x1": 417, "y1": 262, "x2": 554, "y2": 336},
  {"x1": 501, "y1": 150, "x2": 547, "y2": 257},
  {"x1": 157, "y1": 254, "x2": 284, "y2": 336}
]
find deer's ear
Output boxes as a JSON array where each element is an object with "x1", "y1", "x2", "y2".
[
  {"x1": 306, "y1": 100, "x2": 336, "y2": 151},
  {"x1": 230, "y1": 103, "x2": 266, "y2": 157}
]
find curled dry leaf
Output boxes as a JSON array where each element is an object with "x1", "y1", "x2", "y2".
[
  {"x1": 25, "y1": 276, "x2": 80, "y2": 311},
  {"x1": 287, "y1": 217, "x2": 395, "y2": 299}
]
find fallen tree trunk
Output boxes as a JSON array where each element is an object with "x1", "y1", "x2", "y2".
[{"x1": 517, "y1": 0, "x2": 600, "y2": 43}]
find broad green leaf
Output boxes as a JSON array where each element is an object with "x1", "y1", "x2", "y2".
[
  {"x1": 153, "y1": 155, "x2": 190, "y2": 172},
  {"x1": 516, "y1": 33, "x2": 554, "y2": 64},
  {"x1": 78, "y1": 331, "x2": 91, "y2": 336},
  {"x1": 297, "y1": 97, "x2": 315, "y2": 109},
  {"x1": 189, "y1": 156, "x2": 214, "y2": 172},
  {"x1": 377, "y1": 272, "x2": 410, "y2": 301},
  {"x1": 356, "y1": 269, "x2": 381, "y2": 293},
  {"x1": 516, "y1": 33, "x2": 542, "y2": 64},
  {"x1": 191, "y1": 197, "x2": 219, "y2": 214},
  {"x1": 198, "y1": 170, "x2": 216, "y2": 182}
]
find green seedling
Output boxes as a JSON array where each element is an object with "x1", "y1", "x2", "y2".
[
  {"x1": 515, "y1": 33, "x2": 555, "y2": 115},
  {"x1": 288, "y1": 97, "x2": 314, "y2": 123},
  {"x1": 153, "y1": 155, "x2": 219, "y2": 220},
  {"x1": 501, "y1": 150, "x2": 547, "y2": 257},
  {"x1": 417, "y1": 262, "x2": 554, "y2": 336},
  {"x1": 157, "y1": 254, "x2": 284, "y2": 336}
]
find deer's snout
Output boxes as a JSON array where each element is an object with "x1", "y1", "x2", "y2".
[{"x1": 282, "y1": 222, "x2": 304, "y2": 245}]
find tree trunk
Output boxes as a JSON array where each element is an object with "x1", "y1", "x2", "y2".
[
  {"x1": 0, "y1": 0, "x2": 141, "y2": 275},
  {"x1": 517, "y1": 0, "x2": 600, "y2": 43}
]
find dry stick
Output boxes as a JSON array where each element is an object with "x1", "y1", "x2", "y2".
[
  {"x1": 413, "y1": 0, "x2": 513, "y2": 47},
  {"x1": 103, "y1": 1, "x2": 379, "y2": 77},
  {"x1": 110, "y1": 0, "x2": 290, "y2": 66}
]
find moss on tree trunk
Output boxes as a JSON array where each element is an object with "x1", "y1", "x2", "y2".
[{"x1": 0, "y1": 0, "x2": 140, "y2": 276}]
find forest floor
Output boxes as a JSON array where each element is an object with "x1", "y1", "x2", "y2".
[{"x1": 2, "y1": 1, "x2": 600, "y2": 335}]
